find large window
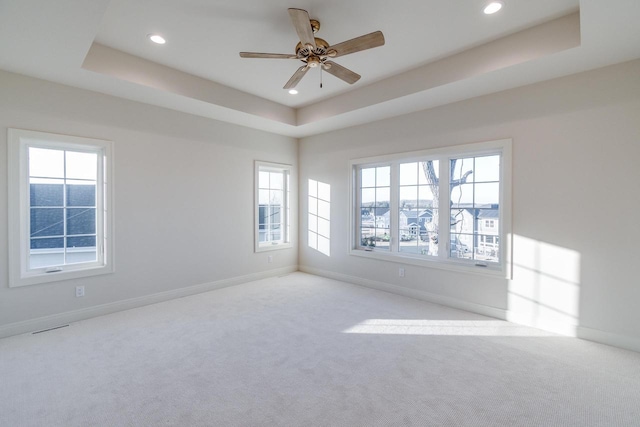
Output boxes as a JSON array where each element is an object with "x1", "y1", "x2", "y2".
[
  {"x1": 351, "y1": 139, "x2": 511, "y2": 277},
  {"x1": 8, "y1": 129, "x2": 114, "y2": 287},
  {"x1": 255, "y1": 161, "x2": 291, "y2": 252}
]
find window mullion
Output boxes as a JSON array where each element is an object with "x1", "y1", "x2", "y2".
[
  {"x1": 354, "y1": 167, "x2": 362, "y2": 249},
  {"x1": 282, "y1": 171, "x2": 286, "y2": 243},
  {"x1": 62, "y1": 150, "x2": 68, "y2": 267},
  {"x1": 389, "y1": 162, "x2": 399, "y2": 252},
  {"x1": 439, "y1": 156, "x2": 450, "y2": 260},
  {"x1": 97, "y1": 149, "x2": 105, "y2": 263},
  {"x1": 21, "y1": 142, "x2": 30, "y2": 275}
]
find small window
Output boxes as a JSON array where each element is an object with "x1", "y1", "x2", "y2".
[
  {"x1": 8, "y1": 129, "x2": 114, "y2": 287},
  {"x1": 255, "y1": 161, "x2": 291, "y2": 252}
]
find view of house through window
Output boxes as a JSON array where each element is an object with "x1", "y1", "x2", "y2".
[
  {"x1": 450, "y1": 155, "x2": 501, "y2": 263},
  {"x1": 352, "y1": 139, "x2": 510, "y2": 274},
  {"x1": 399, "y1": 160, "x2": 439, "y2": 256},
  {"x1": 308, "y1": 179, "x2": 330, "y2": 256},
  {"x1": 358, "y1": 166, "x2": 390, "y2": 250},
  {"x1": 256, "y1": 162, "x2": 291, "y2": 251}
]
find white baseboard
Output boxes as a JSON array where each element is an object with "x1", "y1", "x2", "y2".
[
  {"x1": 299, "y1": 265, "x2": 508, "y2": 320},
  {"x1": 505, "y1": 312, "x2": 579, "y2": 337},
  {"x1": 577, "y1": 326, "x2": 640, "y2": 354},
  {"x1": 0, "y1": 266, "x2": 298, "y2": 339}
]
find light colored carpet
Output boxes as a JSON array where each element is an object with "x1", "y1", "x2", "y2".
[{"x1": 1, "y1": 272, "x2": 640, "y2": 426}]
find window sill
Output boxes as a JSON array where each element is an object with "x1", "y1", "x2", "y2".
[
  {"x1": 10, "y1": 263, "x2": 114, "y2": 288},
  {"x1": 255, "y1": 242, "x2": 293, "y2": 253},
  {"x1": 349, "y1": 248, "x2": 509, "y2": 279}
]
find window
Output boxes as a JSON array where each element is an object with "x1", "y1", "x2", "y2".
[
  {"x1": 8, "y1": 129, "x2": 114, "y2": 287},
  {"x1": 255, "y1": 161, "x2": 291, "y2": 252},
  {"x1": 351, "y1": 139, "x2": 511, "y2": 277},
  {"x1": 450, "y1": 154, "x2": 501, "y2": 263},
  {"x1": 358, "y1": 166, "x2": 390, "y2": 250},
  {"x1": 399, "y1": 160, "x2": 439, "y2": 256}
]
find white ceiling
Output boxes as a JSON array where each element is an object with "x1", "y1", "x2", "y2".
[{"x1": 1, "y1": 0, "x2": 639, "y2": 138}]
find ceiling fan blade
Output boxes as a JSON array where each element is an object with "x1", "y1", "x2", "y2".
[
  {"x1": 288, "y1": 8, "x2": 316, "y2": 49},
  {"x1": 327, "y1": 31, "x2": 385, "y2": 58},
  {"x1": 239, "y1": 52, "x2": 298, "y2": 59},
  {"x1": 323, "y1": 61, "x2": 361, "y2": 84},
  {"x1": 283, "y1": 65, "x2": 310, "y2": 89}
]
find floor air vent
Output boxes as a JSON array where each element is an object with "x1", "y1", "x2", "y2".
[{"x1": 32, "y1": 324, "x2": 70, "y2": 335}]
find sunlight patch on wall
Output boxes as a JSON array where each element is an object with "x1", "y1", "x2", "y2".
[
  {"x1": 342, "y1": 319, "x2": 556, "y2": 337},
  {"x1": 308, "y1": 179, "x2": 330, "y2": 256},
  {"x1": 509, "y1": 235, "x2": 581, "y2": 336}
]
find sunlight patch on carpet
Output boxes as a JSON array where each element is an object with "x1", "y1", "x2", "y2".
[{"x1": 342, "y1": 319, "x2": 558, "y2": 336}]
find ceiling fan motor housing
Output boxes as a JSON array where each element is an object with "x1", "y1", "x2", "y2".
[{"x1": 295, "y1": 37, "x2": 330, "y2": 58}]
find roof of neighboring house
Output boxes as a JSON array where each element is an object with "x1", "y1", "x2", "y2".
[
  {"x1": 478, "y1": 209, "x2": 499, "y2": 219},
  {"x1": 400, "y1": 209, "x2": 433, "y2": 220},
  {"x1": 362, "y1": 207, "x2": 390, "y2": 217}
]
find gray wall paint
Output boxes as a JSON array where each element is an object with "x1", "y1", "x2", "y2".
[
  {"x1": 298, "y1": 60, "x2": 640, "y2": 349},
  {"x1": 0, "y1": 71, "x2": 298, "y2": 328}
]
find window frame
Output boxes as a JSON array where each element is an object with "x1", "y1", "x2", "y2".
[
  {"x1": 7, "y1": 128, "x2": 114, "y2": 287},
  {"x1": 254, "y1": 161, "x2": 292, "y2": 252},
  {"x1": 350, "y1": 139, "x2": 512, "y2": 278}
]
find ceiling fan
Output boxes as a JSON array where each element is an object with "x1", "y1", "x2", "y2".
[{"x1": 239, "y1": 8, "x2": 385, "y2": 90}]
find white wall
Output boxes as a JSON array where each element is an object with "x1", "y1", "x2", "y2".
[
  {"x1": 298, "y1": 60, "x2": 640, "y2": 352},
  {"x1": 0, "y1": 71, "x2": 298, "y2": 335},
  {"x1": 2, "y1": 60, "x2": 640, "y2": 352}
]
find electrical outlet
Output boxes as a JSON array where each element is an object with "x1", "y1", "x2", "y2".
[
  {"x1": 268, "y1": 255, "x2": 273, "y2": 263},
  {"x1": 75, "y1": 286, "x2": 85, "y2": 297},
  {"x1": 399, "y1": 268, "x2": 405, "y2": 277}
]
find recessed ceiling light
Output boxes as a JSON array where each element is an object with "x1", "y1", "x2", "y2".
[
  {"x1": 148, "y1": 34, "x2": 166, "y2": 44},
  {"x1": 483, "y1": 1, "x2": 504, "y2": 15},
  {"x1": 288, "y1": 89, "x2": 298, "y2": 95}
]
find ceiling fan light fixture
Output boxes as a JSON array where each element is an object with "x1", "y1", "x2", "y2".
[
  {"x1": 148, "y1": 34, "x2": 166, "y2": 44},
  {"x1": 483, "y1": 1, "x2": 504, "y2": 15}
]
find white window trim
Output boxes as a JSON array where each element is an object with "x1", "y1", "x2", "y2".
[
  {"x1": 8, "y1": 129, "x2": 114, "y2": 287},
  {"x1": 349, "y1": 139, "x2": 512, "y2": 279},
  {"x1": 254, "y1": 161, "x2": 292, "y2": 252}
]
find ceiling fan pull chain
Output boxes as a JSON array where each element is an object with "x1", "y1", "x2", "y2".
[{"x1": 320, "y1": 66, "x2": 323, "y2": 89}]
